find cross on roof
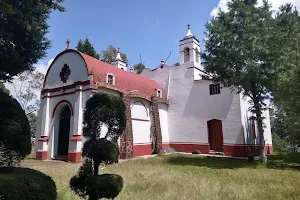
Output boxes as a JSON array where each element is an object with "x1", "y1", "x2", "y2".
[
  {"x1": 66, "y1": 39, "x2": 70, "y2": 49},
  {"x1": 187, "y1": 24, "x2": 191, "y2": 29}
]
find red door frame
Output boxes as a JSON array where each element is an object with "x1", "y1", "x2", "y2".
[{"x1": 207, "y1": 119, "x2": 224, "y2": 152}]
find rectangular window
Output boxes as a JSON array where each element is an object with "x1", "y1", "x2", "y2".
[
  {"x1": 209, "y1": 83, "x2": 221, "y2": 95},
  {"x1": 107, "y1": 74, "x2": 114, "y2": 85}
]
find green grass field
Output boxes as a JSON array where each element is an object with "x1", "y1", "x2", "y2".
[{"x1": 22, "y1": 153, "x2": 300, "y2": 200}]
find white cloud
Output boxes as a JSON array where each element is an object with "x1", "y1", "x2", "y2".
[
  {"x1": 211, "y1": 0, "x2": 300, "y2": 17},
  {"x1": 34, "y1": 58, "x2": 54, "y2": 75}
]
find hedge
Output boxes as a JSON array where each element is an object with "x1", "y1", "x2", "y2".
[{"x1": 0, "y1": 167, "x2": 57, "y2": 200}]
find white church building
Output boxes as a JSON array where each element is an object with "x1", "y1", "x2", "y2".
[{"x1": 35, "y1": 26, "x2": 272, "y2": 162}]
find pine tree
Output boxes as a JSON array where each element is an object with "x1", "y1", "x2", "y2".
[{"x1": 76, "y1": 37, "x2": 100, "y2": 59}]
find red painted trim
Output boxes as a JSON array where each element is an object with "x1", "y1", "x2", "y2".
[
  {"x1": 52, "y1": 100, "x2": 74, "y2": 118},
  {"x1": 170, "y1": 143, "x2": 210, "y2": 154},
  {"x1": 42, "y1": 80, "x2": 90, "y2": 94},
  {"x1": 38, "y1": 136, "x2": 49, "y2": 142},
  {"x1": 68, "y1": 152, "x2": 82, "y2": 163},
  {"x1": 133, "y1": 143, "x2": 152, "y2": 156},
  {"x1": 70, "y1": 135, "x2": 83, "y2": 141},
  {"x1": 42, "y1": 88, "x2": 91, "y2": 99},
  {"x1": 132, "y1": 143, "x2": 272, "y2": 158},
  {"x1": 43, "y1": 49, "x2": 89, "y2": 89},
  {"x1": 223, "y1": 144, "x2": 273, "y2": 157},
  {"x1": 36, "y1": 150, "x2": 47, "y2": 160}
]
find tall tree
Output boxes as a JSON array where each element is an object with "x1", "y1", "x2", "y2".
[
  {"x1": 202, "y1": 0, "x2": 278, "y2": 163},
  {"x1": 11, "y1": 70, "x2": 44, "y2": 138},
  {"x1": 133, "y1": 63, "x2": 146, "y2": 74},
  {"x1": 0, "y1": 0, "x2": 65, "y2": 81},
  {"x1": 272, "y1": 4, "x2": 300, "y2": 149},
  {"x1": 76, "y1": 37, "x2": 100, "y2": 59},
  {"x1": 11, "y1": 70, "x2": 44, "y2": 114},
  {"x1": 100, "y1": 45, "x2": 128, "y2": 64}
]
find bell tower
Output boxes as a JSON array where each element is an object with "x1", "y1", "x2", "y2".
[
  {"x1": 112, "y1": 48, "x2": 127, "y2": 71},
  {"x1": 179, "y1": 24, "x2": 201, "y2": 65}
]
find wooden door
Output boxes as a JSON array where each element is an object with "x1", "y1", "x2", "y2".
[{"x1": 208, "y1": 120, "x2": 223, "y2": 152}]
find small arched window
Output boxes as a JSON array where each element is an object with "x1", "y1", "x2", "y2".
[
  {"x1": 184, "y1": 47, "x2": 190, "y2": 62},
  {"x1": 156, "y1": 89, "x2": 162, "y2": 98}
]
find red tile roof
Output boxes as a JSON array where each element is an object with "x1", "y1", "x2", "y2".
[{"x1": 44, "y1": 49, "x2": 166, "y2": 100}]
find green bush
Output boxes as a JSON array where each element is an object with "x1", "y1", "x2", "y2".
[
  {"x1": 88, "y1": 174, "x2": 123, "y2": 199},
  {"x1": 0, "y1": 167, "x2": 57, "y2": 200},
  {"x1": 70, "y1": 159, "x2": 123, "y2": 200},
  {"x1": 82, "y1": 138, "x2": 119, "y2": 175},
  {"x1": 0, "y1": 90, "x2": 31, "y2": 166},
  {"x1": 272, "y1": 133, "x2": 288, "y2": 152}
]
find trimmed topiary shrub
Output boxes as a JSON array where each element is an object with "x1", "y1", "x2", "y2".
[
  {"x1": 88, "y1": 174, "x2": 123, "y2": 199},
  {"x1": 71, "y1": 93, "x2": 126, "y2": 200},
  {"x1": 192, "y1": 150, "x2": 201, "y2": 154},
  {"x1": 70, "y1": 158, "x2": 123, "y2": 200},
  {"x1": 82, "y1": 138, "x2": 119, "y2": 175},
  {"x1": 0, "y1": 167, "x2": 57, "y2": 200}
]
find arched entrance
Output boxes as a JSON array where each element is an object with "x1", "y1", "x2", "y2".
[
  {"x1": 207, "y1": 119, "x2": 223, "y2": 152},
  {"x1": 57, "y1": 105, "x2": 71, "y2": 156}
]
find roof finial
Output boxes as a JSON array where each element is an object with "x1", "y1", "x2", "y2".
[
  {"x1": 185, "y1": 24, "x2": 193, "y2": 37},
  {"x1": 66, "y1": 39, "x2": 70, "y2": 50},
  {"x1": 116, "y1": 47, "x2": 122, "y2": 61},
  {"x1": 130, "y1": 66, "x2": 134, "y2": 73},
  {"x1": 161, "y1": 58, "x2": 165, "y2": 64}
]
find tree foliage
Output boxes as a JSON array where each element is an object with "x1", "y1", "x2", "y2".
[
  {"x1": 82, "y1": 139, "x2": 119, "y2": 175},
  {"x1": 76, "y1": 37, "x2": 100, "y2": 59},
  {"x1": 10, "y1": 70, "x2": 44, "y2": 138},
  {"x1": 11, "y1": 70, "x2": 44, "y2": 113},
  {"x1": 202, "y1": 0, "x2": 278, "y2": 162},
  {"x1": 272, "y1": 4, "x2": 300, "y2": 149},
  {"x1": 83, "y1": 93, "x2": 126, "y2": 142},
  {"x1": 133, "y1": 63, "x2": 146, "y2": 74},
  {"x1": 0, "y1": 0, "x2": 65, "y2": 81},
  {"x1": 0, "y1": 90, "x2": 31, "y2": 166},
  {"x1": 100, "y1": 45, "x2": 128, "y2": 64}
]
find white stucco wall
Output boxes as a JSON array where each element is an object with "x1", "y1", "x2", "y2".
[
  {"x1": 44, "y1": 52, "x2": 88, "y2": 89},
  {"x1": 240, "y1": 94, "x2": 273, "y2": 146},
  {"x1": 142, "y1": 61, "x2": 245, "y2": 146},
  {"x1": 130, "y1": 98, "x2": 151, "y2": 145},
  {"x1": 158, "y1": 103, "x2": 169, "y2": 143}
]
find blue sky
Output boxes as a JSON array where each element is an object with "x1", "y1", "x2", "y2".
[{"x1": 41, "y1": 0, "x2": 220, "y2": 70}]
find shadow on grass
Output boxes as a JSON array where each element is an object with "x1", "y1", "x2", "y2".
[
  {"x1": 165, "y1": 153, "x2": 300, "y2": 170},
  {"x1": 267, "y1": 152, "x2": 300, "y2": 170},
  {"x1": 165, "y1": 154, "x2": 258, "y2": 170}
]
